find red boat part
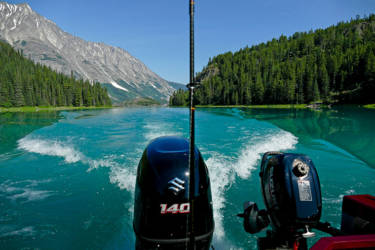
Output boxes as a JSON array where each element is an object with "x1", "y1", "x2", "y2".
[{"x1": 310, "y1": 234, "x2": 375, "y2": 250}]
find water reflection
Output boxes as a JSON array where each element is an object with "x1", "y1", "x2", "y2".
[
  {"x1": 238, "y1": 106, "x2": 375, "y2": 168},
  {"x1": 0, "y1": 112, "x2": 61, "y2": 159}
]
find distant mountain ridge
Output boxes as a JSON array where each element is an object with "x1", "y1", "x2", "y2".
[{"x1": 0, "y1": 2, "x2": 182, "y2": 103}]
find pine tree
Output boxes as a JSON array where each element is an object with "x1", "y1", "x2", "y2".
[
  {"x1": 13, "y1": 81, "x2": 25, "y2": 107},
  {"x1": 169, "y1": 14, "x2": 375, "y2": 106},
  {"x1": 320, "y1": 64, "x2": 330, "y2": 101},
  {"x1": 253, "y1": 72, "x2": 264, "y2": 104},
  {"x1": 0, "y1": 79, "x2": 11, "y2": 107},
  {"x1": 313, "y1": 80, "x2": 321, "y2": 101},
  {"x1": 0, "y1": 40, "x2": 111, "y2": 107}
]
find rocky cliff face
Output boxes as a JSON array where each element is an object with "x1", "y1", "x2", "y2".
[{"x1": 0, "y1": 2, "x2": 180, "y2": 103}]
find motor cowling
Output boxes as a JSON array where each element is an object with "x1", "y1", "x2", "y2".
[
  {"x1": 260, "y1": 152, "x2": 322, "y2": 233},
  {"x1": 133, "y1": 136, "x2": 214, "y2": 249}
]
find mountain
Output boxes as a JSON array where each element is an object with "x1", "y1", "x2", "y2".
[
  {"x1": 170, "y1": 14, "x2": 375, "y2": 106},
  {"x1": 0, "y1": 40, "x2": 112, "y2": 107},
  {"x1": 0, "y1": 2, "x2": 181, "y2": 104}
]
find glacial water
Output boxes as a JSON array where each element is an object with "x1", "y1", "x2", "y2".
[{"x1": 0, "y1": 107, "x2": 374, "y2": 249}]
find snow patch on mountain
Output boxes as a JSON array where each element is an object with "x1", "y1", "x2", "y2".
[
  {"x1": 110, "y1": 81, "x2": 128, "y2": 92},
  {"x1": 0, "y1": 1, "x2": 181, "y2": 103}
]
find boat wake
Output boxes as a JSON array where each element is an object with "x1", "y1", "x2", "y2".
[
  {"x1": 18, "y1": 137, "x2": 81, "y2": 163},
  {"x1": 17, "y1": 136, "x2": 138, "y2": 194},
  {"x1": 17, "y1": 124, "x2": 298, "y2": 249},
  {"x1": 143, "y1": 122, "x2": 184, "y2": 142},
  {"x1": 204, "y1": 130, "x2": 298, "y2": 246}
]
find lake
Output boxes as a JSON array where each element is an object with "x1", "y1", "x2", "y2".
[{"x1": 0, "y1": 107, "x2": 374, "y2": 249}]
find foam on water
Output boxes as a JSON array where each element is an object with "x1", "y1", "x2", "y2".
[
  {"x1": 16, "y1": 120, "x2": 184, "y2": 197},
  {"x1": 0, "y1": 226, "x2": 35, "y2": 238},
  {"x1": 18, "y1": 136, "x2": 138, "y2": 195},
  {"x1": 18, "y1": 137, "x2": 81, "y2": 163},
  {"x1": 235, "y1": 131, "x2": 298, "y2": 179},
  {"x1": 322, "y1": 189, "x2": 356, "y2": 205},
  {"x1": 205, "y1": 153, "x2": 235, "y2": 239},
  {"x1": 0, "y1": 180, "x2": 54, "y2": 203},
  {"x1": 323, "y1": 196, "x2": 343, "y2": 205},
  {"x1": 109, "y1": 166, "x2": 137, "y2": 192},
  {"x1": 143, "y1": 122, "x2": 183, "y2": 141},
  {"x1": 88, "y1": 155, "x2": 138, "y2": 193},
  {"x1": 89, "y1": 157, "x2": 138, "y2": 196},
  {"x1": 205, "y1": 130, "x2": 298, "y2": 244},
  {"x1": 16, "y1": 117, "x2": 298, "y2": 248},
  {"x1": 12, "y1": 189, "x2": 52, "y2": 202}
]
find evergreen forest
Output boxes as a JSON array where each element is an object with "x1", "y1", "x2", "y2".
[
  {"x1": 0, "y1": 40, "x2": 112, "y2": 107},
  {"x1": 170, "y1": 14, "x2": 375, "y2": 106}
]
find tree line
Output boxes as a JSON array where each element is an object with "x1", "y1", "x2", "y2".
[
  {"x1": 170, "y1": 14, "x2": 375, "y2": 106},
  {"x1": 0, "y1": 40, "x2": 111, "y2": 107}
]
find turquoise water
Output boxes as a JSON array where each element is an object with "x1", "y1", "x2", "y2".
[{"x1": 0, "y1": 107, "x2": 374, "y2": 249}]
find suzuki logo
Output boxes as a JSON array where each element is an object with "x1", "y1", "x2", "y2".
[{"x1": 168, "y1": 177, "x2": 185, "y2": 195}]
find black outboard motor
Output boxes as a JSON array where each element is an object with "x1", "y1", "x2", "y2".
[
  {"x1": 133, "y1": 136, "x2": 214, "y2": 249},
  {"x1": 239, "y1": 152, "x2": 323, "y2": 249}
]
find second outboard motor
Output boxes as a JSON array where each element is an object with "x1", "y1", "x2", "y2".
[
  {"x1": 260, "y1": 152, "x2": 322, "y2": 235},
  {"x1": 239, "y1": 152, "x2": 323, "y2": 249},
  {"x1": 133, "y1": 136, "x2": 214, "y2": 249}
]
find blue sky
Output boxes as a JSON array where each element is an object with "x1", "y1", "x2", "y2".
[{"x1": 6, "y1": 0, "x2": 375, "y2": 83}]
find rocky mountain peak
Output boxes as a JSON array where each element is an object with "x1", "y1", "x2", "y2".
[
  {"x1": 0, "y1": 2, "x2": 182, "y2": 103},
  {"x1": 0, "y1": 2, "x2": 32, "y2": 18}
]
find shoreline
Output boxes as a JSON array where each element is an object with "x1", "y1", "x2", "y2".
[
  {"x1": 364, "y1": 104, "x2": 375, "y2": 109},
  {"x1": 0, "y1": 106, "x2": 113, "y2": 113},
  {"x1": 2, "y1": 104, "x2": 373, "y2": 112},
  {"x1": 196, "y1": 104, "x2": 308, "y2": 109},
  {"x1": 173, "y1": 104, "x2": 375, "y2": 109}
]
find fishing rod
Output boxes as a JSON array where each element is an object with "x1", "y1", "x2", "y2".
[
  {"x1": 133, "y1": 1, "x2": 214, "y2": 249},
  {"x1": 188, "y1": 0, "x2": 196, "y2": 249}
]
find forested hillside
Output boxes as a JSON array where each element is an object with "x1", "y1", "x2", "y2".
[
  {"x1": 170, "y1": 14, "x2": 375, "y2": 106},
  {"x1": 0, "y1": 40, "x2": 111, "y2": 107}
]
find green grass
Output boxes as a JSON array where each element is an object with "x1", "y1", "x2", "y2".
[
  {"x1": 363, "y1": 104, "x2": 375, "y2": 109},
  {"x1": 195, "y1": 104, "x2": 307, "y2": 109},
  {"x1": 0, "y1": 106, "x2": 113, "y2": 113}
]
